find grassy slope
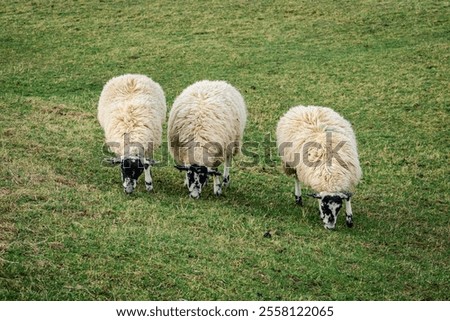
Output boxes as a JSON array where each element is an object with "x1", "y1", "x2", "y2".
[{"x1": 0, "y1": 0, "x2": 448, "y2": 300}]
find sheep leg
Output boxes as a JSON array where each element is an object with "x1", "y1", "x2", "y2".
[
  {"x1": 183, "y1": 172, "x2": 189, "y2": 187},
  {"x1": 144, "y1": 165, "x2": 153, "y2": 192},
  {"x1": 213, "y1": 174, "x2": 222, "y2": 196},
  {"x1": 294, "y1": 178, "x2": 302, "y2": 205},
  {"x1": 345, "y1": 198, "x2": 354, "y2": 227},
  {"x1": 222, "y1": 155, "x2": 232, "y2": 187}
]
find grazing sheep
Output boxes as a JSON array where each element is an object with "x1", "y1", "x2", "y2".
[
  {"x1": 276, "y1": 106, "x2": 362, "y2": 229},
  {"x1": 168, "y1": 80, "x2": 247, "y2": 198},
  {"x1": 98, "y1": 74, "x2": 166, "y2": 194}
]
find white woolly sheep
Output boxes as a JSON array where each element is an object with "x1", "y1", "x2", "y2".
[
  {"x1": 168, "y1": 80, "x2": 247, "y2": 198},
  {"x1": 276, "y1": 105, "x2": 362, "y2": 229},
  {"x1": 98, "y1": 74, "x2": 166, "y2": 194}
]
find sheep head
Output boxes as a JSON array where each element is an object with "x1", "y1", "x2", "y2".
[
  {"x1": 307, "y1": 192, "x2": 352, "y2": 229},
  {"x1": 175, "y1": 164, "x2": 221, "y2": 199},
  {"x1": 104, "y1": 156, "x2": 157, "y2": 194}
]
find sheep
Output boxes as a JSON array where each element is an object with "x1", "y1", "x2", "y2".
[
  {"x1": 276, "y1": 105, "x2": 362, "y2": 229},
  {"x1": 168, "y1": 80, "x2": 247, "y2": 199},
  {"x1": 98, "y1": 74, "x2": 166, "y2": 194}
]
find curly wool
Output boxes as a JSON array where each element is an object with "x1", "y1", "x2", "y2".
[
  {"x1": 276, "y1": 106, "x2": 362, "y2": 193},
  {"x1": 168, "y1": 80, "x2": 247, "y2": 167},
  {"x1": 98, "y1": 74, "x2": 166, "y2": 158}
]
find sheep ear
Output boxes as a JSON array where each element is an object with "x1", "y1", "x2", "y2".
[
  {"x1": 307, "y1": 193, "x2": 322, "y2": 199},
  {"x1": 145, "y1": 159, "x2": 159, "y2": 166},
  {"x1": 207, "y1": 169, "x2": 222, "y2": 176},
  {"x1": 103, "y1": 157, "x2": 122, "y2": 166},
  {"x1": 142, "y1": 159, "x2": 156, "y2": 169},
  {"x1": 343, "y1": 192, "x2": 353, "y2": 200},
  {"x1": 174, "y1": 165, "x2": 189, "y2": 171}
]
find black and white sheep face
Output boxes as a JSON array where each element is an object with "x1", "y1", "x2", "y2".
[
  {"x1": 175, "y1": 164, "x2": 221, "y2": 199},
  {"x1": 309, "y1": 192, "x2": 351, "y2": 229},
  {"x1": 121, "y1": 158, "x2": 145, "y2": 194},
  {"x1": 105, "y1": 156, "x2": 155, "y2": 194},
  {"x1": 186, "y1": 166, "x2": 208, "y2": 199},
  {"x1": 319, "y1": 195, "x2": 343, "y2": 230}
]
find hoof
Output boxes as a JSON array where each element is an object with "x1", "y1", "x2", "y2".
[
  {"x1": 223, "y1": 176, "x2": 230, "y2": 187},
  {"x1": 346, "y1": 215, "x2": 353, "y2": 228},
  {"x1": 295, "y1": 195, "x2": 303, "y2": 206},
  {"x1": 145, "y1": 181, "x2": 153, "y2": 192},
  {"x1": 263, "y1": 231, "x2": 272, "y2": 238}
]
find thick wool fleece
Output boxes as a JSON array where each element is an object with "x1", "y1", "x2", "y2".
[
  {"x1": 98, "y1": 74, "x2": 166, "y2": 158},
  {"x1": 168, "y1": 80, "x2": 247, "y2": 167},
  {"x1": 276, "y1": 106, "x2": 362, "y2": 192}
]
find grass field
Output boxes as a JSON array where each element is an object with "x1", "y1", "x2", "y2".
[{"x1": 0, "y1": 0, "x2": 449, "y2": 300}]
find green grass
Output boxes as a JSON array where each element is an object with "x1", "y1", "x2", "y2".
[{"x1": 0, "y1": 0, "x2": 449, "y2": 300}]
